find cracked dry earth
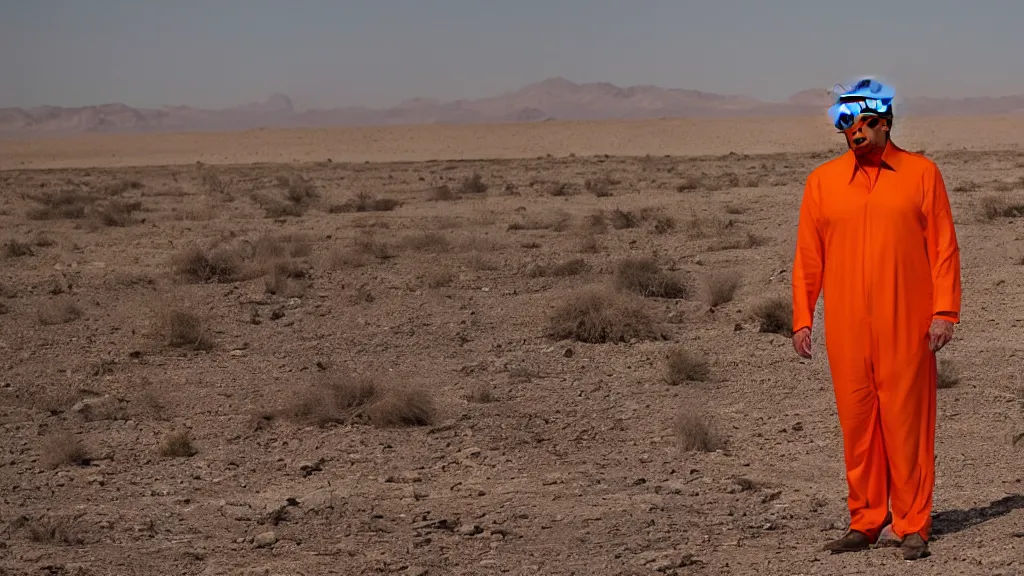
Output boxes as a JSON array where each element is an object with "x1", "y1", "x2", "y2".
[{"x1": 1, "y1": 148, "x2": 1023, "y2": 576}]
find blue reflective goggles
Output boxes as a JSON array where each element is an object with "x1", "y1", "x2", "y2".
[{"x1": 827, "y1": 78, "x2": 895, "y2": 131}]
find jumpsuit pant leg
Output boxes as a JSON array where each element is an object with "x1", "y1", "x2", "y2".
[
  {"x1": 874, "y1": 316, "x2": 937, "y2": 541},
  {"x1": 826, "y1": 318, "x2": 892, "y2": 541}
]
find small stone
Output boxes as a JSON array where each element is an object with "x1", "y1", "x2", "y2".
[
  {"x1": 457, "y1": 524, "x2": 483, "y2": 536},
  {"x1": 253, "y1": 531, "x2": 277, "y2": 548}
]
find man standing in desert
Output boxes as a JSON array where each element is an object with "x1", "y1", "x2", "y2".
[{"x1": 790, "y1": 78, "x2": 962, "y2": 561}]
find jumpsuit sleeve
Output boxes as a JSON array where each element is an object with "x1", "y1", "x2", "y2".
[
  {"x1": 792, "y1": 174, "x2": 825, "y2": 334},
  {"x1": 922, "y1": 163, "x2": 962, "y2": 324}
]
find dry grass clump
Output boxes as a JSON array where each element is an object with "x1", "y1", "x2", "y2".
[
  {"x1": 429, "y1": 184, "x2": 457, "y2": 201},
  {"x1": 753, "y1": 296, "x2": 793, "y2": 336},
  {"x1": 25, "y1": 189, "x2": 95, "y2": 220},
  {"x1": 703, "y1": 270, "x2": 742, "y2": 307},
  {"x1": 330, "y1": 190, "x2": 402, "y2": 213},
  {"x1": 173, "y1": 242, "x2": 247, "y2": 283},
  {"x1": 613, "y1": 257, "x2": 689, "y2": 299},
  {"x1": 937, "y1": 358, "x2": 960, "y2": 389},
  {"x1": 5, "y1": 239, "x2": 34, "y2": 258},
  {"x1": 174, "y1": 233, "x2": 309, "y2": 283},
  {"x1": 157, "y1": 308, "x2": 216, "y2": 350},
  {"x1": 40, "y1": 431, "x2": 90, "y2": 469},
  {"x1": 548, "y1": 286, "x2": 659, "y2": 343},
  {"x1": 353, "y1": 232, "x2": 398, "y2": 260},
  {"x1": 199, "y1": 168, "x2": 231, "y2": 195},
  {"x1": 94, "y1": 199, "x2": 143, "y2": 227},
  {"x1": 159, "y1": 431, "x2": 198, "y2": 457},
  {"x1": 282, "y1": 372, "x2": 436, "y2": 428},
  {"x1": 465, "y1": 382, "x2": 495, "y2": 403},
  {"x1": 38, "y1": 298, "x2": 83, "y2": 325},
  {"x1": 19, "y1": 515, "x2": 87, "y2": 546},
  {"x1": 673, "y1": 408, "x2": 722, "y2": 452},
  {"x1": 978, "y1": 195, "x2": 1024, "y2": 221},
  {"x1": 528, "y1": 257, "x2": 591, "y2": 278},
  {"x1": 666, "y1": 347, "x2": 710, "y2": 384},
  {"x1": 458, "y1": 172, "x2": 488, "y2": 195}
]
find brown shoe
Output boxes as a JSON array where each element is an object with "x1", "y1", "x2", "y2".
[
  {"x1": 823, "y1": 530, "x2": 871, "y2": 554},
  {"x1": 901, "y1": 533, "x2": 930, "y2": 560}
]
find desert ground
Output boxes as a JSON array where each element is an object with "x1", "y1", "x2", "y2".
[{"x1": 1, "y1": 117, "x2": 1023, "y2": 576}]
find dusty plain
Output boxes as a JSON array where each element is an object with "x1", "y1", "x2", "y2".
[{"x1": 1, "y1": 116, "x2": 1023, "y2": 576}]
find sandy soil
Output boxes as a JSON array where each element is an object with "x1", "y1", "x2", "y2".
[
  {"x1": 2, "y1": 115, "x2": 1024, "y2": 170},
  {"x1": 1, "y1": 119, "x2": 1023, "y2": 576}
]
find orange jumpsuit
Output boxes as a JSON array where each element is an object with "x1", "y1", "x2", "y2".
[{"x1": 792, "y1": 142, "x2": 961, "y2": 542}]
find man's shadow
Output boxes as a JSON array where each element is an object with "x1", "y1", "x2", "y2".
[{"x1": 931, "y1": 494, "x2": 1024, "y2": 538}]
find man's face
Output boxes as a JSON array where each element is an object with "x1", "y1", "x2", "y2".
[{"x1": 843, "y1": 114, "x2": 889, "y2": 154}]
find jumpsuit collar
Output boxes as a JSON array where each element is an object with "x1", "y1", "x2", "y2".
[{"x1": 842, "y1": 140, "x2": 904, "y2": 183}]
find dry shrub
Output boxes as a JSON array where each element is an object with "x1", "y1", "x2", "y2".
[
  {"x1": 100, "y1": 178, "x2": 144, "y2": 195},
  {"x1": 674, "y1": 408, "x2": 722, "y2": 452},
  {"x1": 686, "y1": 214, "x2": 734, "y2": 239},
  {"x1": 937, "y1": 358, "x2": 959, "y2": 389},
  {"x1": 353, "y1": 232, "x2": 398, "y2": 260},
  {"x1": 585, "y1": 176, "x2": 619, "y2": 197},
  {"x1": 5, "y1": 239, "x2": 34, "y2": 257},
  {"x1": 173, "y1": 242, "x2": 246, "y2": 283},
  {"x1": 577, "y1": 234, "x2": 601, "y2": 253},
  {"x1": 276, "y1": 173, "x2": 319, "y2": 205},
  {"x1": 528, "y1": 257, "x2": 590, "y2": 278},
  {"x1": 704, "y1": 270, "x2": 742, "y2": 307},
  {"x1": 465, "y1": 382, "x2": 495, "y2": 403},
  {"x1": 331, "y1": 190, "x2": 402, "y2": 213},
  {"x1": 546, "y1": 181, "x2": 576, "y2": 196},
  {"x1": 158, "y1": 308, "x2": 215, "y2": 350},
  {"x1": 666, "y1": 347, "x2": 710, "y2": 384},
  {"x1": 21, "y1": 515, "x2": 87, "y2": 545},
  {"x1": 365, "y1": 387, "x2": 436, "y2": 427},
  {"x1": 676, "y1": 177, "x2": 703, "y2": 192},
  {"x1": 94, "y1": 199, "x2": 142, "y2": 227},
  {"x1": 582, "y1": 212, "x2": 609, "y2": 235},
  {"x1": 429, "y1": 184, "x2": 457, "y2": 201},
  {"x1": 159, "y1": 431, "x2": 197, "y2": 457},
  {"x1": 40, "y1": 431, "x2": 90, "y2": 469},
  {"x1": 754, "y1": 296, "x2": 793, "y2": 336},
  {"x1": 548, "y1": 286, "x2": 659, "y2": 343},
  {"x1": 25, "y1": 189, "x2": 95, "y2": 220},
  {"x1": 458, "y1": 172, "x2": 488, "y2": 195},
  {"x1": 199, "y1": 169, "x2": 230, "y2": 195},
  {"x1": 979, "y1": 195, "x2": 1024, "y2": 221},
  {"x1": 38, "y1": 298, "x2": 82, "y2": 325},
  {"x1": 609, "y1": 209, "x2": 639, "y2": 229},
  {"x1": 613, "y1": 258, "x2": 689, "y2": 299},
  {"x1": 282, "y1": 373, "x2": 435, "y2": 428},
  {"x1": 652, "y1": 215, "x2": 676, "y2": 234}
]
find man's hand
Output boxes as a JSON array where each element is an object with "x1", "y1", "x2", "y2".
[
  {"x1": 792, "y1": 327, "x2": 812, "y2": 359},
  {"x1": 928, "y1": 318, "x2": 954, "y2": 352}
]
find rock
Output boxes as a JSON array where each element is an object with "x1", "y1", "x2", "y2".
[
  {"x1": 456, "y1": 524, "x2": 483, "y2": 536},
  {"x1": 300, "y1": 488, "x2": 341, "y2": 511},
  {"x1": 222, "y1": 504, "x2": 254, "y2": 521},
  {"x1": 253, "y1": 531, "x2": 277, "y2": 548}
]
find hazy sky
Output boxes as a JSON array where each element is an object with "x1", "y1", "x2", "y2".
[{"x1": 3, "y1": 0, "x2": 1024, "y2": 110}]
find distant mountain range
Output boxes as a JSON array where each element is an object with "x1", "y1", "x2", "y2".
[{"x1": 3, "y1": 77, "x2": 1024, "y2": 137}]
